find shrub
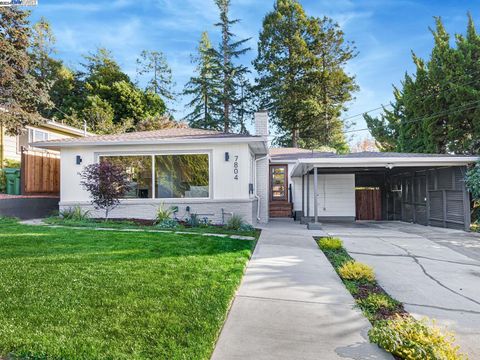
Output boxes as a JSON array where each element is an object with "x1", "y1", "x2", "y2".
[
  {"x1": 156, "y1": 218, "x2": 179, "y2": 229},
  {"x1": 318, "y1": 237, "x2": 343, "y2": 250},
  {"x1": 358, "y1": 293, "x2": 400, "y2": 318},
  {"x1": 59, "y1": 206, "x2": 91, "y2": 221},
  {"x1": 239, "y1": 223, "x2": 254, "y2": 232},
  {"x1": 226, "y1": 214, "x2": 244, "y2": 230},
  {"x1": 369, "y1": 315, "x2": 466, "y2": 360},
  {"x1": 156, "y1": 204, "x2": 174, "y2": 223},
  {"x1": 338, "y1": 261, "x2": 375, "y2": 282}
]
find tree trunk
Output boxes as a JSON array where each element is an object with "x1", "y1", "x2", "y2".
[{"x1": 292, "y1": 128, "x2": 299, "y2": 148}]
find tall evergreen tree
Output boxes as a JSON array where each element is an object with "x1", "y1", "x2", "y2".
[
  {"x1": 366, "y1": 14, "x2": 480, "y2": 154},
  {"x1": 183, "y1": 32, "x2": 221, "y2": 130},
  {"x1": 0, "y1": 7, "x2": 51, "y2": 134},
  {"x1": 212, "y1": 0, "x2": 250, "y2": 133},
  {"x1": 254, "y1": 0, "x2": 357, "y2": 151},
  {"x1": 30, "y1": 17, "x2": 66, "y2": 119},
  {"x1": 136, "y1": 50, "x2": 175, "y2": 102}
]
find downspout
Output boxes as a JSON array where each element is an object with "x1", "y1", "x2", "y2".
[{"x1": 254, "y1": 154, "x2": 269, "y2": 222}]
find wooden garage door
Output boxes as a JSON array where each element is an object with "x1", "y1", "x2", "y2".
[{"x1": 356, "y1": 188, "x2": 382, "y2": 221}]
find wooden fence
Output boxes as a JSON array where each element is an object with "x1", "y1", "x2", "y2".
[{"x1": 21, "y1": 148, "x2": 60, "y2": 195}]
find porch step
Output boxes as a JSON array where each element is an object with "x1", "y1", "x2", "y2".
[{"x1": 269, "y1": 202, "x2": 293, "y2": 218}]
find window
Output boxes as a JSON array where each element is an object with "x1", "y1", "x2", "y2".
[
  {"x1": 98, "y1": 153, "x2": 210, "y2": 199},
  {"x1": 28, "y1": 129, "x2": 50, "y2": 142},
  {"x1": 99, "y1": 156, "x2": 153, "y2": 199},
  {"x1": 155, "y1": 154, "x2": 209, "y2": 198}
]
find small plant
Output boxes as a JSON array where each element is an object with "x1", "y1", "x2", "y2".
[
  {"x1": 156, "y1": 218, "x2": 179, "y2": 229},
  {"x1": 239, "y1": 223, "x2": 254, "y2": 232},
  {"x1": 226, "y1": 214, "x2": 245, "y2": 230},
  {"x1": 338, "y1": 261, "x2": 375, "y2": 282},
  {"x1": 187, "y1": 213, "x2": 200, "y2": 227},
  {"x1": 369, "y1": 315, "x2": 466, "y2": 360},
  {"x1": 358, "y1": 293, "x2": 400, "y2": 319},
  {"x1": 156, "y1": 204, "x2": 174, "y2": 223},
  {"x1": 59, "y1": 206, "x2": 91, "y2": 221},
  {"x1": 318, "y1": 237, "x2": 343, "y2": 250},
  {"x1": 199, "y1": 217, "x2": 212, "y2": 228}
]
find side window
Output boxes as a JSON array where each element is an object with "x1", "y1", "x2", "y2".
[{"x1": 28, "y1": 129, "x2": 50, "y2": 143}]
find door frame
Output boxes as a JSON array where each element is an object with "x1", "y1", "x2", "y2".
[{"x1": 269, "y1": 164, "x2": 289, "y2": 202}]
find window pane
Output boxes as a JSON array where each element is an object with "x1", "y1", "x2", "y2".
[
  {"x1": 155, "y1": 154, "x2": 209, "y2": 198},
  {"x1": 99, "y1": 156, "x2": 153, "y2": 199},
  {"x1": 33, "y1": 130, "x2": 49, "y2": 142}
]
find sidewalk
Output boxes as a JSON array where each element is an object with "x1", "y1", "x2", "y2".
[{"x1": 211, "y1": 219, "x2": 391, "y2": 360}]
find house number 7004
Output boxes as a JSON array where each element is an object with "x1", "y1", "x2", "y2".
[{"x1": 233, "y1": 156, "x2": 239, "y2": 180}]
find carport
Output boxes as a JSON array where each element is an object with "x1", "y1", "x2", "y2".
[{"x1": 290, "y1": 153, "x2": 478, "y2": 231}]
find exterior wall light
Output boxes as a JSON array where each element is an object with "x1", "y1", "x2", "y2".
[
  {"x1": 225, "y1": 152, "x2": 230, "y2": 161},
  {"x1": 76, "y1": 155, "x2": 82, "y2": 165}
]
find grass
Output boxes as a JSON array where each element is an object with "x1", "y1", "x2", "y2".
[
  {"x1": 0, "y1": 217, "x2": 256, "y2": 359},
  {"x1": 44, "y1": 217, "x2": 260, "y2": 239}
]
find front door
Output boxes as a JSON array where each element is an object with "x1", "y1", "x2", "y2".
[{"x1": 270, "y1": 165, "x2": 288, "y2": 201}]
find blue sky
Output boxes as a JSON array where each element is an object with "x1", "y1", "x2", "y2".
[{"x1": 29, "y1": 0, "x2": 480, "y2": 143}]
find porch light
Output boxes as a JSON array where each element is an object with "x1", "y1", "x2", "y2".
[
  {"x1": 386, "y1": 163, "x2": 394, "y2": 169},
  {"x1": 225, "y1": 152, "x2": 230, "y2": 161},
  {"x1": 76, "y1": 155, "x2": 82, "y2": 165}
]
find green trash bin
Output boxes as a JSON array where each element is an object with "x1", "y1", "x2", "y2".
[{"x1": 4, "y1": 168, "x2": 21, "y2": 195}]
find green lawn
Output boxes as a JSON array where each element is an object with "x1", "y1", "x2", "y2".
[{"x1": 0, "y1": 218, "x2": 255, "y2": 360}]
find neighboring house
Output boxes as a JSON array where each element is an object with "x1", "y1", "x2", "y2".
[
  {"x1": 0, "y1": 120, "x2": 90, "y2": 164},
  {"x1": 33, "y1": 112, "x2": 478, "y2": 230}
]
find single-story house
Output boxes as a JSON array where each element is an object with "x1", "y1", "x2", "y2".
[
  {"x1": 33, "y1": 112, "x2": 478, "y2": 230},
  {"x1": 1, "y1": 120, "x2": 90, "y2": 164}
]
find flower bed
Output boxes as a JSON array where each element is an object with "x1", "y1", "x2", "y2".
[{"x1": 317, "y1": 237, "x2": 466, "y2": 360}]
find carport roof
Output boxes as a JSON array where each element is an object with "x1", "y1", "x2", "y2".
[{"x1": 288, "y1": 151, "x2": 479, "y2": 177}]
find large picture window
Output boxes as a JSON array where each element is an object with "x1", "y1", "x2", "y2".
[
  {"x1": 155, "y1": 154, "x2": 209, "y2": 198},
  {"x1": 98, "y1": 153, "x2": 210, "y2": 199},
  {"x1": 99, "y1": 156, "x2": 153, "y2": 198}
]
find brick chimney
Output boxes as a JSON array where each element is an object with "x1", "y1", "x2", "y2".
[{"x1": 254, "y1": 111, "x2": 269, "y2": 138}]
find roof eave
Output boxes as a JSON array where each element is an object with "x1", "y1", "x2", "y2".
[
  {"x1": 290, "y1": 156, "x2": 479, "y2": 177},
  {"x1": 42, "y1": 121, "x2": 91, "y2": 137},
  {"x1": 32, "y1": 135, "x2": 267, "y2": 151}
]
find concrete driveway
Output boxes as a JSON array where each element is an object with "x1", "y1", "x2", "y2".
[
  {"x1": 212, "y1": 219, "x2": 391, "y2": 360},
  {"x1": 323, "y1": 221, "x2": 480, "y2": 359}
]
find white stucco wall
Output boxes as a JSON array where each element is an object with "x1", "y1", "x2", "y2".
[
  {"x1": 60, "y1": 142, "x2": 255, "y2": 204},
  {"x1": 290, "y1": 173, "x2": 355, "y2": 218}
]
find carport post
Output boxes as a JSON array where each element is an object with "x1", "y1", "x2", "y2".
[
  {"x1": 306, "y1": 172, "x2": 310, "y2": 217},
  {"x1": 314, "y1": 167, "x2": 318, "y2": 223},
  {"x1": 301, "y1": 174, "x2": 305, "y2": 215}
]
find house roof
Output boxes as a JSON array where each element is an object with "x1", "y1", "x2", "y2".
[
  {"x1": 32, "y1": 128, "x2": 267, "y2": 152},
  {"x1": 284, "y1": 149, "x2": 479, "y2": 177}
]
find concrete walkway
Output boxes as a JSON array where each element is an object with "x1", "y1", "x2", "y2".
[
  {"x1": 323, "y1": 221, "x2": 480, "y2": 359},
  {"x1": 212, "y1": 219, "x2": 391, "y2": 360}
]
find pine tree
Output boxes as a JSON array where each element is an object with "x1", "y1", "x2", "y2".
[
  {"x1": 212, "y1": 0, "x2": 250, "y2": 133},
  {"x1": 136, "y1": 50, "x2": 175, "y2": 102},
  {"x1": 183, "y1": 32, "x2": 221, "y2": 130},
  {"x1": 254, "y1": 0, "x2": 357, "y2": 151},
  {"x1": 30, "y1": 17, "x2": 65, "y2": 118},
  {"x1": 0, "y1": 7, "x2": 51, "y2": 134}
]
